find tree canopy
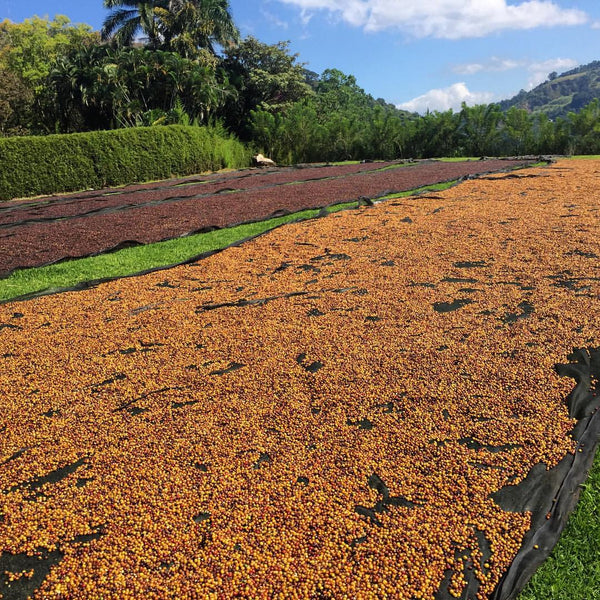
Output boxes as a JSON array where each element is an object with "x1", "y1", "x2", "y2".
[
  {"x1": 2, "y1": 11, "x2": 600, "y2": 161},
  {"x1": 101, "y1": 0, "x2": 239, "y2": 58},
  {"x1": 0, "y1": 15, "x2": 97, "y2": 134}
]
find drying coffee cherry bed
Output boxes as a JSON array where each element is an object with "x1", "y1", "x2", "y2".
[
  {"x1": 0, "y1": 158, "x2": 535, "y2": 277},
  {"x1": 0, "y1": 160, "x2": 598, "y2": 600}
]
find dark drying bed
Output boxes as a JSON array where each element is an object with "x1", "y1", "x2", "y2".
[
  {"x1": 0, "y1": 159, "x2": 537, "y2": 277},
  {"x1": 0, "y1": 160, "x2": 406, "y2": 224}
]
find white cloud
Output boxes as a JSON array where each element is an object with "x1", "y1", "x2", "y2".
[
  {"x1": 260, "y1": 7, "x2": 289, "y2": 29},
  {"x1": 454, "y1": 63, "x2": 486, "y2": 76},
  {"x1": 592, "y1": 21, "x2": 600, "y2": 29},
  {"x1": 277, "y1": 0, "x2": 588, "y2": 39},
  {"x1": 453, "y1": 58, "x2": 521, "y2": 75},
  {"x1": 527, "y1": 58, "x2": 578, "y2": 88},
  {"x1": 396, "y1": 83, "x2": 494, "y2": 113},
  {"x1": 452, "y1": 56, "x2": 579, "y2": 88}
]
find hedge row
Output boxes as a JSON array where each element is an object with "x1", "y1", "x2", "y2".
[{"x1": 0, "y1": 125, "x2": 252, "y2": 201}]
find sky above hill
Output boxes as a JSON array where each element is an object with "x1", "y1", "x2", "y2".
[{"x1": 2, "y1": 0, "x2": 600, "y2": 113}]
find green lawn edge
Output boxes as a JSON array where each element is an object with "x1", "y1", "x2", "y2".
[
  {"x1": 518, "y1": 453, "x2": 600, "y2": 599},
  {"x1": 0, "y1": 201, "x2": 356, "y2": 303}
]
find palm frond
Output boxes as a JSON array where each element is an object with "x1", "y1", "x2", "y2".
[
  {"x1": 103, "y1": 0, "x2": 144, "y2": 8},
  {"x1": 101, "y1": 8, "x2": 138, "y2": 40},
  {"x1": 112, "y1": 18, "x2": 142, "y2": 46}
]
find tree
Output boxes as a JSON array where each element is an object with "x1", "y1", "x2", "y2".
[
  {"x1": 0, "y1": 67, "x2": 33, "y2": 135},
  {"x1": 458, "y1": 103, "x2": 502, "y2": 156},
  {"x1": 322, "y1": 112, "x2": 357, "y2": 160},
  {"x1": 315, "y1": 69, "x2": 371, "y2": 114},
  {"x1": 49, "y1": 45, "x2": 234, "y2": 132},
  {"x1": 48, "y1": 44, "x2": 122, "y2": 131},
  {"x1": 532, "y1": 113, "x2": 560, "y2": 154},
  {"x1": 0, "y1": 15, "x2": 97, "y2": 90},
  {"x1": 277, "y1": 102, "x2": 324, "y2": 163},
  {"x1": 101, "y1": 1, "x2": 165, "y2": 47},
  {"x1": 221, "y1": 36, "x2": 313, "y2": 136},
  {"x1": 501, "y1": 107, "x2": 533, "y2": 155},
  {"x1": 156, "y1": 0, "x2": 239, "y2": 57},
  {"x1": 567, "y1": 99, "x2": 600, "y2": 154},
  {"x1": 407, "y1": 109, "x2": 460, "y2": 158},
  {"x1": 0, "y1": 15, "x2": 97, "y2": 134},
  {"x1": 102, "y1": 0, "x2": 239, "y2": 57}
]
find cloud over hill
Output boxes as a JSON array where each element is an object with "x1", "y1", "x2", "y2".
[{"x1": 396, "y1": 82, "x2": 494, "y2": 113}]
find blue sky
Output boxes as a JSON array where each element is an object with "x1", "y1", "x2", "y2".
[{"x1": 2, "y1": 1, "x2": 600, "y2": 113}]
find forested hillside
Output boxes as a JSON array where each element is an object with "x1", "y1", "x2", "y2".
[{"x1": 499, "y1": 61, "x2": 600, "y2": 119}]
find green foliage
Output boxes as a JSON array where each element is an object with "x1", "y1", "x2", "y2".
[
  {"x1": 47, "y1": 45, "x2": 235, "y2": 133},
  {"x1": 247, "y1": 67, "x2": 416, "y2": 164},
  {"x1": 0, "y1": 124, "x2": 251, "y2": 200},
  {"x1": 102, "y1": 0, "x2": 239, "y2": 58},
  {"x1": 102, "y1": 1, "x2": 163, "y2": 48},
  {"x1": 0, "y1": 15, "x2": 97, "y2": 90},
  {"x1": 502, "y1": 107, "x2": 534, "y2": 155},
  {"x1": 0, "y1": 67, "x2": 33, "y2": 135},
  {"x1": 315, "y1": 69, "x2": 371, "y2": 113},
  {"x1": 0, "y1": 15, "x2": 98, "y2": 134},
  {"x1": 566, "y1": 99, "x2": 600, "y2": 155},
  {"x1": 222, "y1": 36, "x2": 314, "y2": 134},
  {"x1": 406, "y1": 109, "x2": 460, "y2": 158},
  {"x1": 155, "y1": 0, "x2": 240, "y2": 57},
  {"x1": 0, "y1": 9, "x2": 239, "y2": 136},
  {"x1": 458, "y1": 102, "x2": 503, "y2": 156},
  {"x1": 4, "y1": 12, "x2": 600, "y2": 164},
  {"x1": 249, "y1": 68, "x2": 600, "y2": 163}
]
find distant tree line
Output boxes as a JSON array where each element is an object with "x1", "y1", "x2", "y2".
[{"x1": 1, "y1": 9, "x2": 600, "y2": 160}]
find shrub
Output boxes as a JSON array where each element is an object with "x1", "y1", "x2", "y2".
[{"x1": 0, "y1": 125, "x2": 251, "y2": 200}]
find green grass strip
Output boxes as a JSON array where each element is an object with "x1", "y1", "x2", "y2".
[
  {"x1": 518, "y1": 454, "x2": 600, "y2": 599},
  {"x1": 0, "y1": 180, "x2": 482, "y2": 303},
  {"x1": 0, "y1": 202, "x2": 356, "y2": 303},
  {"x1": 377, "y1": 180, "x2": 458, "y2": 200}
]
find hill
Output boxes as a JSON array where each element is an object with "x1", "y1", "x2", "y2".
[{"x1": 499, "y1": 60, "x2": 600, "y2": 119}]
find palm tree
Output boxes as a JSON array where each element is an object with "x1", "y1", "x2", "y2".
[
  {"x1": 101, "y1": 1, "x2": 166, "y2": 48},
  {"x1": 102, "y1": 0, "x2": 239, "y2": 56},
  {"x1": 158, "y1": 0, "x2": 239, "y2": 57}
]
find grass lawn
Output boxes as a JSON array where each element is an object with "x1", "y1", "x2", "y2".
[{"x1": 518, "y1": 453, "x2": 600, "y2": 599}]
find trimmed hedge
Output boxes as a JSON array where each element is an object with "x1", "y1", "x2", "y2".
[{"x1": 0, "y1": 125, "x2": 252, "y2": 201}]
